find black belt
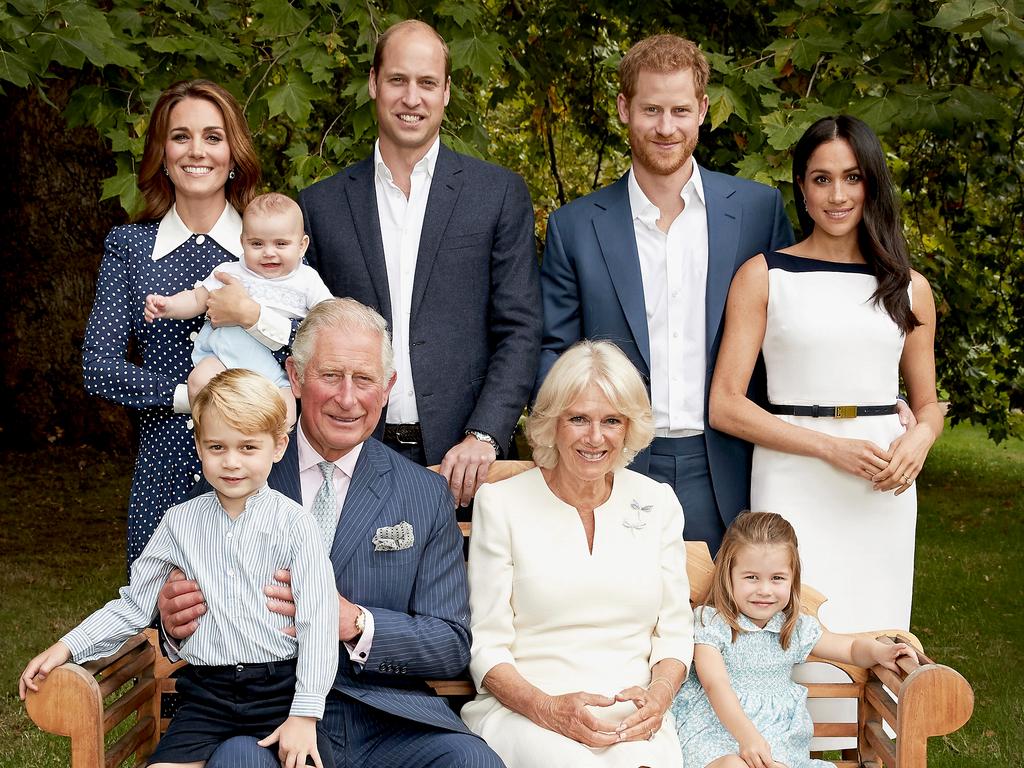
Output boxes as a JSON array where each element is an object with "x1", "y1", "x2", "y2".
[
  {"x1": 384, "y1": 423, "x2": 422, "y2": 445},
  {"x1": 767, "y1": 403, "x2": 898, "y2": 418}
]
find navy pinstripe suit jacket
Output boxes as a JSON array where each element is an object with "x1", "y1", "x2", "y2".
[{"x1": 267, "y1": 436, "x2": 472, "y2": 734}]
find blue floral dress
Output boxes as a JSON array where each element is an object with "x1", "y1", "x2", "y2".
[
  {"x1": 672, "y1": 606, "x2": 831, "y2": 768},
  {"x1": 82, "y1": 221, "x2": 239, "y2": 565}
]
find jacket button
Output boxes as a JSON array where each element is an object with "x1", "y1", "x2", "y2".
[{"x1": 378, "y1": 663, "x2": 386, "y2": 672}]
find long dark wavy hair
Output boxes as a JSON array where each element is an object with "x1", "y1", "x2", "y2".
[
  {"x1": 792, "y1": 115, "x2": 919, "y2": 334},
  {"x1": 135, "y1": 80, "x2": 260, "y2": 222}
]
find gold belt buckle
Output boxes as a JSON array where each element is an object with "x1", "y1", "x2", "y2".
[{"x1": 835, "y1": 405, "x2": 857, "y2": 419}]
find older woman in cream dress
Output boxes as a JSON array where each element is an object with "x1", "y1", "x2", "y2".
[{"x1": 462, "y1": 341, "x2": 693, "y2": 767}]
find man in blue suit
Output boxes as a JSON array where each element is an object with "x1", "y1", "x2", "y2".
[
  {"x1": 539, "y1": 34, "x2": 794, "y2": 554},
  {"x1": 299, "y1": 20, "x2": 541, "y2": 509},
  {"x1": 161, "y1": 298, "x2": 503, "y2": 767}
]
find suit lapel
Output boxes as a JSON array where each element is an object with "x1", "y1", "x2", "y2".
[
  {"x1": 269, "y1": 434, "x2": 302, "y2": 504},
  {"x1": 344, "y1": 158, "x2": 393, "y2": 325},
  {"x1": 330, "y1": 440, "x2": 393, "y2": 576},
  {"x1": 592, "y1": 174, "x2": 651, "y2": 373},
  {"x1": 702, "y1": 168, "x2": 741, "y2": 353},
  {"x1": 410, "y1": 145, "x2": 461, "y2": 320}
]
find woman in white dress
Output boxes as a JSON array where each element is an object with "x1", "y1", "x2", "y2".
[
  {"x1": 708, "y1": 115, "x2": 943, "y2": 749},
  {"x1": 709, "y1": 115, "x2": 941, "y2": 635},
  {"x1": 462, "y1": 340, "x2": 694, "y2": 768}
]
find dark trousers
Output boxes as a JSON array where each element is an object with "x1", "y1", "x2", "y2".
[
  {"x1": 648, "y1": 433, "x2": 726, "y2": 557},
  {"x1": 206, "y1": 690, "x2": 504, "y2": 768},
  {"x1": 148, "y1": 659, "x2": 334, "y2": 767}
]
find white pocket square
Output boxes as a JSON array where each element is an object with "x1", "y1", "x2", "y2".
[{"x1": 372, "y1": 521, "x2": 415, "y2": 552}]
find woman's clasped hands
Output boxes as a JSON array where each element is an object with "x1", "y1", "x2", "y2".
[{"x1": 612, "y1": 678, "x2": 674, "y2": 742}]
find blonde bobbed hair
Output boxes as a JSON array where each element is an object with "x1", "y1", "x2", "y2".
[
  {"x1": 192, "y1": 369, "x2": 288, "y2": 441},
  {"x1": 527, "y1": 340, "x2": 654, "y2": 471}
]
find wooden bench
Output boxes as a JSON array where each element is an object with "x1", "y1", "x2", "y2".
[{"x1": 25, "y1": 461, "x2": 973, "y2": 767}]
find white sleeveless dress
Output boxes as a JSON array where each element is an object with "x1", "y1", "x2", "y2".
[
  {"x1": 751, "y1": 251, "x2": 915, "y2": 632},
  {"x1": 749, "y1": 252, "x2": 917, "y2": 753},
  {"x1": 750, "y1": 251, "x2": 915, "y2": 749}
]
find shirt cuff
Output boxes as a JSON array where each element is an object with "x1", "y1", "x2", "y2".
[
  {"x1": 288, "y1": 692, "x2": 326, "y2": 720},
  {"x1": 343, "y1": 606, "x2": 374, "y2": 665},
  {"x1": 246, "y1": 306, "x2": 290, "y2": 350},
  {"x1": 173, "y1": 384, "x2": 191, "y2": 414},
  {"x1": 60, "y1": 628, "x2": 92, "y2": 663},
  {"x1": 161, "y1": 624, "x2": 183, "y2": 662}
]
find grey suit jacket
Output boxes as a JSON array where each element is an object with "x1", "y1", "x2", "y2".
[
  {"x1": 538, "y1": 166, "x2": 794, "y2": 525},
  {"x1": 299, "y1": 145, "x2": 542, "y2": 463},
  {"x1": 267, "y1": 436, "x2": 473, "y2": 734}
]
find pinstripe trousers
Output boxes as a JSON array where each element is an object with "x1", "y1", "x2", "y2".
[{"x1": 205, "y1": 691, "x2": 505, "y2": 768}]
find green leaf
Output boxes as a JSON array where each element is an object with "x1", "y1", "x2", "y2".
[
  {"x1": 263, "y1": 70, "x2": 319, "y2": 123},
  {"x1": 100, "y1": 155, "x2": 142, "y2": 215},
  {"x1": 0, "y1": 46, "x2": 34, "y2": 87},
  {"x1": 946, "y1": 84, "x2": 1005, "y2": 121},
  {"x1": 760, "y1": 110, "x2": 815, "y2": 151},
  {"x1": 449, "y1": 33, "x2": 504, "y2": 76},
  {"x1": 437, "y1": 0, "x2": 482, "y2": 27},
  {"x1": 706, "y1": 51, "x2": 733, "y2": 75},
  {"x1": 853, "y1": 10, "x2": 914, "y2": 44},
  {"x1": 189, "y1": 36, "x2": 244, "y2": 68},
  {"x1": 252, "y1": 0, "x2": 311, "y2": 38},
  {"x1": 707, "y1": 84, "x2": 748, "y2": 129},
  {"x1": 741, "y1": 65, "x2": 781, "y2": 92},
  {"x1": 925, "y1": 0, "x2": 999, "y2": 33},
  {"x1": 848, "y1": 92, "x2": 905, "y2": 133}
]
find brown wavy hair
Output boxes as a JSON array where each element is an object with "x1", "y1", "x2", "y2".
[
  {"x1": 135, "y1": 80, "x2": 260, "y2": 222},
  {"x1": 618, "y1": 34, "x2": 710, "y2": 102},
  {"x1": 702, "y1": 511, "x2": 802, "y2": 650}
]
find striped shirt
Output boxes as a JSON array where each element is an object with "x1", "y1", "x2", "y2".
[{"x1": 61, "y1": 486, "x2": 339, "y2": 719}]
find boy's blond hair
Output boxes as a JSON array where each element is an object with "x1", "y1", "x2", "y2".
[
  {"x1": 242, "y1": 192, "x2": 303, "y2": 230},
  {"x1": 192, "y1": 369, "x2": 288, "y2": 440}
]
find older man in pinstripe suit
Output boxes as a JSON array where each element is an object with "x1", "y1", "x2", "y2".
[{"x1": 161, "y1": 298, "x2": 503, "y2": 767}]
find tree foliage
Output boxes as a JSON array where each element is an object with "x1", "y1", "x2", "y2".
[{"x1": 1, "y1": 0, "x2": 1021, "y2": 441}]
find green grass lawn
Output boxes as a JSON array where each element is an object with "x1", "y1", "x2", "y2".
[{"x1": 1, "y1": 424, "x2": 1020, "y2": 767}]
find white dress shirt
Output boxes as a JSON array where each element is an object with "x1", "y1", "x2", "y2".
[
  {"x1": 63, "y1": 486, "x2": 338, "y2": 719},
  {"x1": 628, "y1": 164, "x2": 709, "y2": 435},
  {"x1": 373, "y1": 137, "x2": 440, "y2": 424},
  {"x1": 153, "y1": 203, "x2": 294, "y2": 413},
  {"x1": 296, "y1": 424, "x2": 374, "y2": 663}
]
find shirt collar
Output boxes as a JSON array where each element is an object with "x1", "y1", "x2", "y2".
[
  {"x1": 627, "y1": 161, "x2": 706, "y2": 226},
  {"x1": 373, "y1": 137, "x2": 440, "y2": 185},
  {"x1": 738, "y1": 610, "x2": 787, "y2": 634},
  {"x1": 296, "y1": 421, "x2": 363, "y2": 480},
  {"x1": 151, "y1": 202, "x2": 244, "y2": 261},
  {"x1": 212, "y1": 483, "x2": 271, "y2": 516}
]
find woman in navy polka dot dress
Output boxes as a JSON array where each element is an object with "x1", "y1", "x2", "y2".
[{"x1": 82, "y1": 80, "x2": 278, "y2": 565}]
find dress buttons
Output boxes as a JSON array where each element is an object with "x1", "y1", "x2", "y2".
[
  {"x1": 186, "y1": 418, "x2": 194, "y2": 429},
  {"x1": 193, "y1": 473, "x2": 201, "y2": 482},
  {"x1": 189, "y1": 331, "x2": 199, "y2": 341},
  {"x1": 196, "y1": 234, "x2": 206, "y2": 245}
]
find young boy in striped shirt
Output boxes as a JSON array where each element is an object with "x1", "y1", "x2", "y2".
[{"x1": 20, "y1": 369, "x2": 338, "y2": 768}]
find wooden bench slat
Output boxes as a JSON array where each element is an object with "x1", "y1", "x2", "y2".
[
  {"x1": 865, "y1": 679, "x2": 898, "y2": 730},
  {"x1": 104, "y1": 715, "x2": 157, "y2": 768},
  {"x1": 103, "y1": 678, "x2": 157, "y2": 733},
  {"x1": 865, "y1": 718, "x2": 897, "y2": 767},
  {"x1": 98, "y1": 645, "x2": 155, "y2": 699}
]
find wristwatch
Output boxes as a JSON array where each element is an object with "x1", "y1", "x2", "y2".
[
  {"x1": 354, "y1": 607, "x2": 365, "y2": 637},
  {"x1": 466, "y1": 430, "x2": 500, "y2": 454}
]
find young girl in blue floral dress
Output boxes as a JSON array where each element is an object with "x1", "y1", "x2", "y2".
[{"x1": 673, "y1": 512, "x2": 915, "y2": 768}]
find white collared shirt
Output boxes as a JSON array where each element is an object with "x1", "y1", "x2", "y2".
[
  {"x1": 296, "y1": 424, "x2": 374, "y2": 663},
  {"x1": 151, "y1": 202, "x2": 244, "y2": 262},
  {"x1": 628, "y1": 163, "x2": 709, "y2": 435},
  {"x1": 154, "y1": 204, "x2": 293, "y2": 414},
  {"x1": 373, "y1": 137, "x2": 440, "y2": 424}
]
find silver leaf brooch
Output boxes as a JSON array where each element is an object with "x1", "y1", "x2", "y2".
[{"x1": 623, "y1": 499, "x2": 652, "y2": 534}]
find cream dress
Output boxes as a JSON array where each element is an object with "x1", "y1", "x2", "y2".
[{"x1": 462, "y1": 467, "x2": 693, "y2": 767}]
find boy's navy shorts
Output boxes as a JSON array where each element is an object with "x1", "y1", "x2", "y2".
[{"x1": 147, "y1": 657, "x2": 334, "y2": 767}]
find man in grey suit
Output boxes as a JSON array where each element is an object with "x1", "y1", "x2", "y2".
[
  {"x1": 299, "y1": 20, "x2": 541, "y2": 508},
  {"x1": 160, "y1": 298, "x2": 503, "y2": 767},
  {"x1": 538, "y1": 34, "x2": 794, "y2": 554}
]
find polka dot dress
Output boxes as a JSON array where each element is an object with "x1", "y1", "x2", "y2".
[{"x1": 82, "y1": 221, "x2": 239, "y2": 565}]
